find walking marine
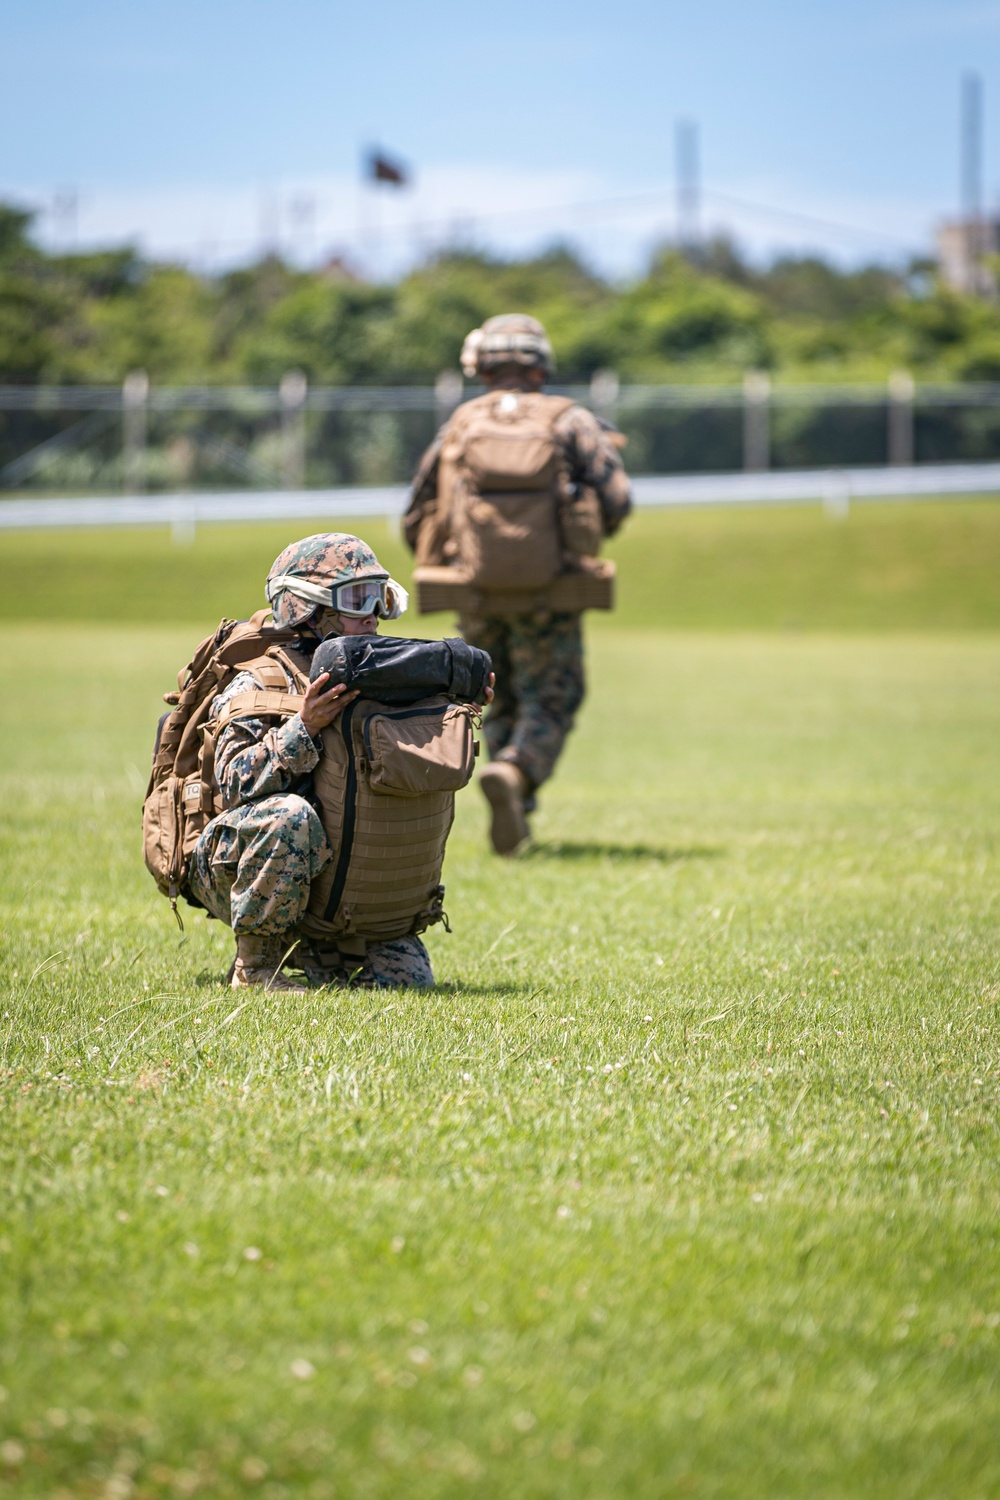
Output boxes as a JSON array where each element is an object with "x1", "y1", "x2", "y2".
[
  {"x1": 403, "y1": 313, "x2": 633, "y2": 854},
  {"x1": 142, "y1": 533, "x2": 489, "y2": 990}
]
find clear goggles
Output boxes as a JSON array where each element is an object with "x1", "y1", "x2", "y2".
[
  {"x1": 267, "y1": 571, "x2": 409, "y2": 621},
  {"x1": 331, "y1": 577, "x2": 398, "y2": 618}
]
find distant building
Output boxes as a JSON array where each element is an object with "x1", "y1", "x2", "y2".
[
  {"x1": 320, "y1": 254, "x2": 362, "y2": 285},
  {"x1": 936, "y1": 217, "x2": 1000, "y2": 297}
]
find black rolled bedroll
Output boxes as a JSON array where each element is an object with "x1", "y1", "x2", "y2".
[{"x1": 310, "y1": 634, "x2": 492, "y2": 707}]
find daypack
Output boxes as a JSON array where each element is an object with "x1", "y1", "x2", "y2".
[
  {"x1": 144, "y1": 620, "x2": 480, "y2": 944},
  {"x1": 142, "y1": 608, "x2": 299, "y2": 927},
  {"x1": 437, "y1": 390, "x2": 577, "y2": 590}
]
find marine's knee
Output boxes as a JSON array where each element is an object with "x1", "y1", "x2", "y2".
[
  {"x1": 260, "y1": 791, "x2": 316, "y2": 821},
  {"x1": 365, "y1": 937, "x2": 435, "y2": 989},
  {"x1": 252, "y1": 794, "x2": 326, "y2": 846}
]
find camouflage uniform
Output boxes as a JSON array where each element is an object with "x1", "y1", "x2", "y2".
[
  {"x1": 187, "y1": 532, "x2": 433, "y2": 989},
  {"x1": 405, "y1": 402, "x2": 631, "y2": 791}
]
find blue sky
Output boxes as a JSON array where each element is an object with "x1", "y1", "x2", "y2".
[{"x1": 2, "y1": 0, "x2": 999, "y2": 275}]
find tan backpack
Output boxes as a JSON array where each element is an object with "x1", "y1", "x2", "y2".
[
  {"x1": 438, "y1": 390, "x2": 577, "y2": 590},
  {"x1": 145, "y1": 619, "x2": 478, "y2": 943},
  {"x1": 142, "y1": 609, "x2": 299, "y2": 927}
]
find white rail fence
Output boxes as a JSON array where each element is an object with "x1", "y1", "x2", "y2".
[
  {"x1": 2, "y1": 376, "x2": 1000, "y2": 534},
  {"x1": 2, "y1": 462, "x2": 1000, "y2": 540},
  {"x1": 3, "y1": 374, "x2": 1000, "y2": 493}
]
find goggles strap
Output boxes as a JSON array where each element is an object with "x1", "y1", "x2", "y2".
[
  {"x1": 266, "y1": 575, "x2": 335, "y2": 608},
  {"x1": 266, "y1": 572, "x2": 407, "y2": 619}
]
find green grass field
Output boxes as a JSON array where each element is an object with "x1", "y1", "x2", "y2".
[{"x1": 2, "y1": 502, "x2": 1000, "y2": 1498}]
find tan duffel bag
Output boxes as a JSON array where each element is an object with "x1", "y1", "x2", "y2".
[{"x1": 412, "y1": 557, "x2": 616, "y2": 616}]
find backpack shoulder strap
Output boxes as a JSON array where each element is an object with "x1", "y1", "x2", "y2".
[
  {"x1": 537, "y1": 393, "x2": 577, "y2": 425},
  {"x1": 208, "y1": 642, "x2": 308, "y2": 729},
  {"x1": 266, "y1": 644, "x2": 312, "y2": 692},
  {"x1": 441, "y1": 392, "x2": 492, "y2": 441},
  {"x1": 214, "y1": 618, "x2": 297, "y2": 669},
  {"x1": 238, "y1": 654, "x2": 290, "y2": 690},
  {"x1": 215, "y1": 688, "x2": 305, "y2": 728},
  {"x1": 211, "y1": 644, "x2": 310, "y2": 727}
]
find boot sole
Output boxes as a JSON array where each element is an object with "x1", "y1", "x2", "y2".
[
  {"x1": 479, "y1": 767, "x2": 530, "y2": 856},
  {"x1": 231, "y1": 967, "x2": 307, "y2": 992}
]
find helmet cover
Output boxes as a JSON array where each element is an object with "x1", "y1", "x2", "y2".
[
  {"x1": 460, "y1": 313, "x2": 555, "y2": 379},
  {"x1": 265, "y1": 532, "x2": 407, "y2": 629}
]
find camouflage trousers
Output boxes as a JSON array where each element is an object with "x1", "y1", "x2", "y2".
[
  {"x1": 461, "y1": 611, "x2": 585, "y2": 790},
  {"x1": 187, "y1": 793, "x2": 434, "y2": 988}
]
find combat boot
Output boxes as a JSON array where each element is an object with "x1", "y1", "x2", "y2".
[
  {"x1": 231, "y1": 933, "x2": 307, "y2": 991},
  {"x1": 479, "y1": 760, "x2": 530, "y2": 856}
]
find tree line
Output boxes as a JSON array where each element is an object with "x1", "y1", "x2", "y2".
[{"x1": 3, "y1": 201, "x2": 1000, "y2": 387}]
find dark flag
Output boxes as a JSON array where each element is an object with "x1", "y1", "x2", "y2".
[{"x1": 367, "y1": 149, "x2": 409, "y2": 187}]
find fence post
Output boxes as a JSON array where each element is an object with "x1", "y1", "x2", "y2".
[
  {"x1": 170, "y1": 497, "x2": 197, "y2": 547},
  {"x1": 590, "y1": 369, "x2": 620, "y2": 423},
  {"x1": 280, "y1": 370, "x2": 308, "y2": 489},
  {"x1": 122, "y1": 370, "x2": 149, "y2": 494},
  {"x1": 743, "y1": 370, "x2": 770, "y2": 472},
  {"x1": 823, "y1": 470, "x2": 851, "y2": 521},
  {"x1": 887, "y1": 370, "x2": 915, "y2": 466},
  {"x1": 434, "y1": 369, "x2": 463, "y2": 421}
]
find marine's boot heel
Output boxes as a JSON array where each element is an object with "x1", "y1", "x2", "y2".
[
  {"x1": 231, "y1": 933, "x2": 308, "y2": 991},
  {"x1": 479, "y1": 761, "x2": 530, "y2": 856}
]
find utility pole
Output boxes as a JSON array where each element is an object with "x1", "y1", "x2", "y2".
[
  {"x1": 122, "y1": 370, "x2": 149, "y2": 495},
  {"x1": 960, "y1": 72, "x2": 990, "y2": 295},
  {"x1": 289, "y1": 193, "x2": 317, "y2": 265},
  {"x1": 258, "y1": 188, "x2": 280, "y2": 259},
  {"x1": 52, "y1": 187, "x2": 78, "y2": 249},
  {"x1": 887, "y1": 371, "x2": 915, "y2": 467},
  {"x1": 280, "y1": 371, "x2": 308, "y2": 489},
  {"x1": 743, "y1": 370, "x2": 770, "y2": 472},
  {"x1": 962, "y1": 71, "x2": 983, "y2": 222},
  {"x1": 676, "y1": 119, "x2": 700, "y2": 254}
]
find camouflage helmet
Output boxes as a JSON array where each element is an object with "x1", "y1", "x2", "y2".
[
  {"x1": 265, "y1": 532, "x2": 407, "y2": 629},
  {"x1": 460, "y1": 313, "x2": 555, "y2": 380}
]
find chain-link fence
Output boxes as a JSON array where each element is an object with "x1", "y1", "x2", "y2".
[{"x1": 3, "y1": 375, "x2": 1000, "y2": 494}]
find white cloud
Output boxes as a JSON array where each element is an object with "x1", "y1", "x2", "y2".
[{"x1": 9, "y1": 160, "x2": 938, "y2": 278}]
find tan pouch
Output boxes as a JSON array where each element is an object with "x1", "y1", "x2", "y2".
[
  {"x1": 363, "y1": 701, "x2": 477, "y2": 797},
  {"x1": 457, "y1": 487, "x2": 561, "y2": 589},
  {"x1": 142, "y1": 774, "x2": 183, "y2": 895},
  {"x1": 560, "y1": 487, "x2": 604, "y2": 557}
]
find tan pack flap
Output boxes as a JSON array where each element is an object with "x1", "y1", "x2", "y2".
[
  {"x1": 364, "y1": 702, "x2": 476, "y2": 796},
  {"x1": 412, "y1": 560, "x2": 615, "y2": 615}
]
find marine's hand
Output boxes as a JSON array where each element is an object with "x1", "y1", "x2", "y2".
[
  {"x1": 300, "y1": 673, "x2": 358, "y2": 737},
  {"x1": 484, "y1": 671, "x2": 495, "y2": 706}
]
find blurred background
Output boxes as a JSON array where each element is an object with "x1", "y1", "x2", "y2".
[{"x1": 2, "y1": 0, "x2": 1000, "y2": 493}]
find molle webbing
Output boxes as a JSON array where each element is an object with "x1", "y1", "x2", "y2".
[
  {"x1": 301, "y1": 698, "x2": 459, "y2": 943},
  {"x1": 212, "y1": 647, "x2": 311, "y2": 726},
  {"x1": 215, "y1": 689, "x2": 305, "y2": 726}
]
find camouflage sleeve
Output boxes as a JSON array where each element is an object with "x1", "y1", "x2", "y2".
[
  {"x1": 210, "y1": 670, "x2": 320, "y2": 809},
  {"x1": 402, "y1": 426, "x2": 446, "y2": 552},
  {"x1": 554, "y1": 405, "x2": 633, "y2": 536}
]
